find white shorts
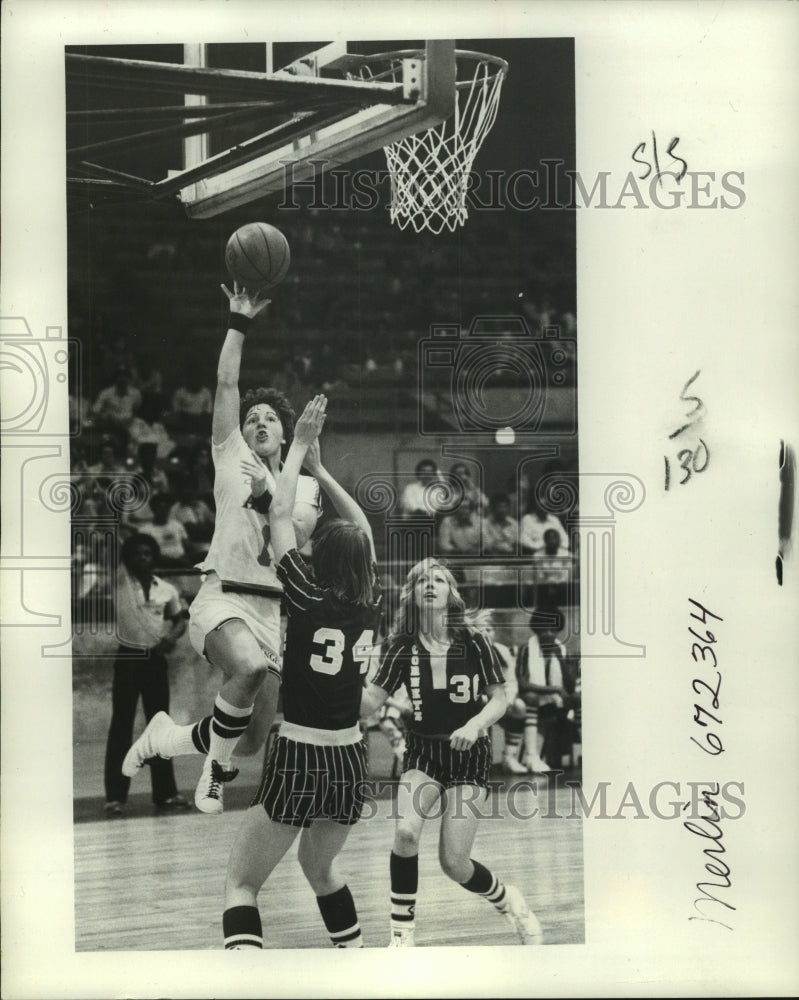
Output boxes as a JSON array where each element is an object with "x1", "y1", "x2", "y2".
[{"x1": 189, "y1": 573, "x2": 282, "y2": 676}]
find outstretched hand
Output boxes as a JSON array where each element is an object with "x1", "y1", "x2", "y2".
[
  {"x1": 241, "y1": 453, "x2": 271, "y2": 498},
  {"x1": 221, "y1": 281, "x2": 271, "y2": 319},
  {"x1": 302, "y1": 438, "x2": 322, "y2": 475},
  {"x1": 293, "y1": 394, "x2": 327, "y2": 448}
]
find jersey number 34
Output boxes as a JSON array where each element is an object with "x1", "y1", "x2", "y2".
[{"x1": 310, "y1": 627, "x2": 375, "y2": 676}]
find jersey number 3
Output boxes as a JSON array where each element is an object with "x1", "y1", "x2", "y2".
[
  {"x1": 450, "y1": 674, "x2": 481, "y2": 703},
  {"x1": 310, "y1": 627, "x2": 375, "y2": 676}
]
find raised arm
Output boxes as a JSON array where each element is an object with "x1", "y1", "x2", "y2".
[
  {"x1": 302, "y1": 440, "x2": 376, "y2": 561},
  {"x1": 269, "y1": 395, "x2": 327, "y2": 564},
  {"x1": 213, "y1": 283, "x2": 271, "y2": 445}
]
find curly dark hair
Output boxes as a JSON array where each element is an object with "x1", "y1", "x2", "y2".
[
  {"x1": 120, "y1": 532, "x2": 161, "y2": 570},
  {"x1": 239, "y1": 387, "x2": 295, "y2": 460}
]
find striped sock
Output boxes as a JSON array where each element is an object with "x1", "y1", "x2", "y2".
[
  {"x1": 461, "y1": 860, "x2": 508, "y2": 912},
  {"x1": 140, "y1": 716, "x2": 206, "y2": 757},
  {"x1": 189, "y1": 715, "x2": 212, "y2": 755},
  {"x1": 207, "y1": 694, "x2": 253, "y2": 764},
  {"x1": 223, "y1": 905, "x2": 263, "y2": 949},
  {"x1": 390, "y1": 851, "x2": 418, "y2": 931},
  {"x1": 504, "y1": 730, "x2": 523, "y2": 758},
  {"x1": 316, "y1": 885, "x2": 363, "y2": 948},
  {"x1": 524, "y1": 707, "x2": 539, "y2": 762}
]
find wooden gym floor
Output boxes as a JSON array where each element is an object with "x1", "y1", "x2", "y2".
[{"x1": 74, "y1": 771, "x2": 585, "y2": 952}]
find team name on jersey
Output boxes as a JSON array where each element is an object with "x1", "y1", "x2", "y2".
[{"x1": 410, "y1": 644, "x2": 423, "y2": 721}]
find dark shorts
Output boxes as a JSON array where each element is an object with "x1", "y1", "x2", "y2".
[
  {"x1": 252, "y1": 735, "x2": 368, "y2": 828},
  {"x1": 404, "y1": 731, "x2": 493, "y2": 790}
]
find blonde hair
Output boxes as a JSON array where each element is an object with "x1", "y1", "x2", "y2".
[
  {"x1": 467, "y1": 607, "x2": 495, "y2": 630},
  {"x1": 389, "y1": 558, "x2": 467, "y2": 639}
]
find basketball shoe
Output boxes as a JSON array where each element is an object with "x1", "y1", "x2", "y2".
[
  {"x1": 503, "y1": 885, "x2": 543, "y2": 944},
  {"x1": 522, "y1": 753, "x2": 551, "y2": 774},
  {"x1": 388, "y1": 927, "x2": 415, "y2": 947},
  {"x1": 503, "y1": 751, "x2": 529, "y2": 774},
  {"x1": 122, "y1": 711, "x2": 176, "y2": 777},
  {"x1": 195, "y1": 757, "x2": 239, "y2": 815}
]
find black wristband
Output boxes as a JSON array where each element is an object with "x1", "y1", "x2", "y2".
[
  {"x1": 245, "y1": 490, "x2": 272, "y2": 515},
  {"x1": 228, "y1": 312, "x2": 252, "y2": 335}
]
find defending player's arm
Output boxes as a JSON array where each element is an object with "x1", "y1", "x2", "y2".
[
  {"x1": 302, "y1": 439, "x2": 376, "y2": 561},
  {"x1": 269, "y1": 394, "x2": 327, "y2": 564},
  {"x1": 214, "y1": 282, "x2": 270, "y2": 445}
]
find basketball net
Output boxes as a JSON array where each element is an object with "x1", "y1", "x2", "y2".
[{"x1": 382, "y1": 54, "x2": 507, "y2": 234}]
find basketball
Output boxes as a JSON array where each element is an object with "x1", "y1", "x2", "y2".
[{"x1": 225, "y1": 222, "x2": 291, "y2": 291}]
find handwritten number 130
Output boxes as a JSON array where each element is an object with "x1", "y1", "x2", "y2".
[{"x1": 665, "y1": 440, "x2": 710, "y2": 489}]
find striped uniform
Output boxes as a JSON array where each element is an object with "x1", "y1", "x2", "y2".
[
  {"x1": 373, "y1": 627, "x2": 504, "y2": 789},
  {"x1": 253, "y1": 549, "x2": 381, "y2": 827}
]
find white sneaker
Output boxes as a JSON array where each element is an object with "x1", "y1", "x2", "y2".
[
  {"x1": 388, "y1": 927, "x2": 415, "y2": 947},
  {"x1": 525, "y1": 755, "x2": 552, "y2": 774},
  {"x1": 195, "y1": 758, "x2": 239, "y2": 815},
  {"x1": 503, "y1": 885, "x2": 543, "y2": 945},
  {"x1": 503, "y1": 754, "x2": 529, "y2": 775},
  {"x1": 122, "y1": 711, "x2": 176, "y2": 777}
]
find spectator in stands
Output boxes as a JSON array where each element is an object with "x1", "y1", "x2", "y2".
[
  {"x1": 134, "y1": 353, "x2": 167, "y2": 422},
  {"x1": 168, "y1": 476, "x2": 215, "y2": 562},
  {"x1": 449, "y1": 462, "x2": 488, "y2": 512},
  {"x1": 399, "y1": 459, "x2": 445, "y2": 519},
  {"x1": 119, "y1": 443, "x2": 172, "y2": 535},
  {"x1": 70, "y1": 441, "x2": 91, "y2": 477},
  {"x1": 87, "y1": 440, "x2": 128, "y2": 496},
  {"x1": 169, "y1": 371, "x2": 214, "y2": 435},
  {"x1": 471, "y1": 610, "x2": 527, "y2": 775},
  {"x1": 481, "y1": 493, "x2": 520, "y2": 607},
  {"x1": 531, "y1": 528, "x2": 573, "y2": 584},
  {"x1": 70, "y1": 446, "x2": 102, "y2": 529},
  {"x1": 184, "y1": 441, "x2": 214, "y2": 504},
  {"x1": 515, "y1": 608, "x2": 568, "y2": 773},
  {"x1": 69, "y1": 389, "x2": 93, "y2": 437},
  {"x1": 139, "y1": 493, "x2": 191, "y2": 568},
  {"x1": 438, "y1": 500, "x2": 481, "y2": 555},
  {"x1": 482, "y1": 493, "x2": 520, "y2": 556},
  {"x1": 92, "y1": 365, "x2": 141, "y2": 445},
  {"x1": 103, "y1": 533, "x2": 189, "y2": 816},
  {"x1": 128, "y1": 413, "x2": 176, "y2": 463},
  {"x1": 520, "y1": 498, "x2": 569, "y2": 554}
]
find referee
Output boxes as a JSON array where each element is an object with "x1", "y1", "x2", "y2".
[{"x1": 104, "y1": 533, "x2": 188, "y2": 815}]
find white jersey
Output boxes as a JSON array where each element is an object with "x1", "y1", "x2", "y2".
[
  {"x1": 199, "y1": 427, "x2": 320, "y2": 594},
  {"x1": 115, "y1": 569, "x2": 182, "y2": 649}
]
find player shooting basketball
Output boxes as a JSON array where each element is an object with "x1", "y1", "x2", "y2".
[{"x1": 123, "y1": 281, "x2": 321, "y2": 814}]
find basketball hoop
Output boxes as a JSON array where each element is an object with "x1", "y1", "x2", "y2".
[{"x1": 355, "y1": 49, "x2": 508, "y2": 234}]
